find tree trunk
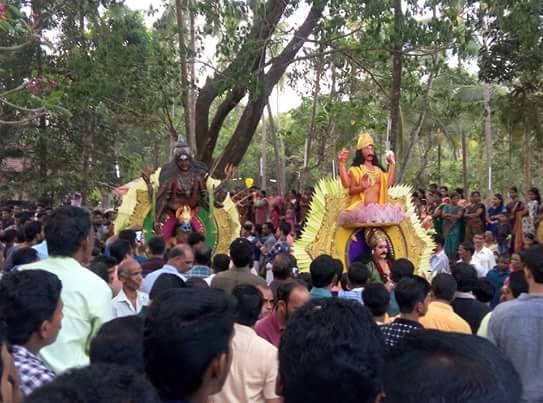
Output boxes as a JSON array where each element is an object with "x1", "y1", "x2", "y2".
[
  {"x1": 195, "y1": 0, "x2": 289, "y2": 164},
  {"x1": 389, "y1": 0, "x2": 403, "y2": 153},
  {"x1": 437, "y1": 142, "x2": 441, "y2": 183},
  {"x1": 260, "y1": 115, "x2": 267, "y2": 189},
  {"x1": 214, "y1": 1, "x2": 328, "y2": 176},
  {"x1": 267, "y1": 102, "x2": 286, "y2": 195},
  {"x1": 175, "y1": 0, "x2": 196, "y2": 152},
  {"x1": 483, "y1": 84, "x2": 493, "y2": 193},
  {"x1": 301, "y1": 52, "x2": 324, "y2": 189},
  {"x1": 461, "y1": 128, "x2": 468, "y2": 194},
  {"x1": 195, "y1": 0, "x2": 328, "y2": 168},
  {"x1": 397, "y1": 60, "x2": 438, "y2": 182},
  {"x1": 523, "y1": 123, "x2": 531, "y2": 189}
]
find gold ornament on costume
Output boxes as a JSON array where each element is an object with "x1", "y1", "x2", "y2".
[
  {"x1": 358, "y1": 165, "x2": 381, "y2": 187},
  {"x1": 356, "y1": 131, "x2": 374, "y2": 150},
  {"x1": 175, "y1": 205, "x2": 192, "y2": 224}
]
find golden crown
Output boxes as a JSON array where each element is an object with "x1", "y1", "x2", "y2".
[{"x1": 356, "y1": 131, "x2": 374, "y2": 150}]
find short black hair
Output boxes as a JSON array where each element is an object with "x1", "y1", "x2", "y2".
[
  {"x1": 23, "y1": 220, "x2": 42, "y2": 242},
  {"x1": 119, "y1": 229, "x2": 137, "y2": 249},
  {"x1": 1, "y1": 228, "x2": 18, "y2": 244},
  {"x1": 25, "y1": 364, "x2": 160, "y2": 403},
  {"x1": 187, "y1": 232, "x2": 205, "y2": 247},
  {"x1": 276, "y1": 280, "x2": 307, "y2": 304},
  {"x1": 149, "y1": 273, "x2": 186, "y2": 300},
  {"x1": 109, "y1": 239, "x2": 132, "y2": 264},
  {"x1": 431, "y1": 273, "x2": 457, "y2": 302},
  {"x1": 384, "y1": 330, "x2": 522, "y2": 403},
  {"x1": 144, "y1": 288, "x2": 234, "y2": 401},
  {"x1": 147, "y1": 236, "x2": 166, "y2": 256},
  {"x1": 451, "y1": 263, "x2": 477, "y2": 292},
  {"x1": 89, "y1": 256, "x2": 117, "y2": 283},
  {"x1": 232, "y1": 284, "x2": 263, "y2": 327},
  {"x1": 394, "y1": 275, "x2": 431, "y2": 314},
  {"x1": 186, "y1": 277, "x2": 209, "y2": 289},
  {"x1": 212, "y1": 254, "x2": 230, "y2": 273},
  {"x1": 310, "y1": 254, "x2": 339, "y2": 288},
  {"x1": 520, "y1": 244, "x2": 543, "y2": 283},
  {"x1": 272, "y1": 253, "x2": 292, "y2": 280},
  {"x1": 229, "y1": 238, "x2": 253, "y2": 268},
  {"x1": 391, "y1": 258, "x2": 415, "y2": 283},
  {"x1": 90, "y1": 316, "x2": 144, "y2": 372},
  {"x1": 279, "y1": 298, "x2": 385, "y2": 403},
  {"x1": 363, "y1": 283, "x2": 390, "y2": 317},
  {"x1": 348, "y1": 262, "x2": 369, "y2": 288},
  {"x1": 432, "y1": 233, "x2": 444, "y2": 247},
  {"x1": 167, "y1": 245, "x2": 189, "y2": 260},
  {"x1": 193, "y1": 243, "x2": 212, "y2": 266},
  {"x1": 508, "y1": 271, "x2": 528, "y2": 298},
  {"x1": 0, "y1": 270, "x2": 62, "y2": 345},
  {"x1": 45, "y1": 206, "x2": 92, "y2": 257},
  {"x1": 460, "y1": 241, "x2": 475, "y2": 255},
  {"x1": 11, "y1": 247, "x2": 39, "y2": 267},
  {"x1": 279, "y1": 221, "x2": 291, "y2": 236},
  {"x1": 473, "y1": 278, "x2": 495, "y2": 304}
]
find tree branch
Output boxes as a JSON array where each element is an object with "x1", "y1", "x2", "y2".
[
  {"x1": 214, "y1": 0, "x2": 330, "y2": 173},
  {"x1": 195, "y1": 0, "x2": 289, "y2": 162}
]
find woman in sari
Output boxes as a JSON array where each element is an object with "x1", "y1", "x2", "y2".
[
  {"x1": 507, "y1": 186, "x2": 525, "y2": 253},
  {"x1": 442, "y1": 192, "x2": 464, "y2": 259},
  {"x1": 487, "y1": 193, "x2": 506, "y2": 237},
  {"x1": 522, "y1": 187, "x2": 541, "y2": 237}
]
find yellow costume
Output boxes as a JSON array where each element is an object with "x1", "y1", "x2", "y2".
[{"x1": 348, "y1": 131, "x2": 388, "y2": 207}]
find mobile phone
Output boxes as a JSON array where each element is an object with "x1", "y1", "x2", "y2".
[{"x1": 136, "y1": 231, "x2": 144, "y2": 242}]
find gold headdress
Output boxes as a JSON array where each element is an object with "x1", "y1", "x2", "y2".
[
  {"x1": 356, "y1": 131, "x2": 374, "y2": 150},
  {"x1": 365, "y1": 229, "x2": 388, "y2": 249}
]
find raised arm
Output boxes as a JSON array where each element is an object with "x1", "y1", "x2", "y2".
[
  {"x1": 385, "y1": 150, "x2": 395, "y2": 186},
  {"x1": 338, "y1": 148, "x2": 351, "y2": 188}
]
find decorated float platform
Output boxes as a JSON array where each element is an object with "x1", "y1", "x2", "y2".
[
  {"x1": 112, "y1": 168, "x2": 240, "y2": 255},
  {"x1": 293, "y1": 178, "x2": 435, "y2": 278}
]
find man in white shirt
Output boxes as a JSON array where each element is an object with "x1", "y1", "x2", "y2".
[
  {"x1": 211, "y1": 284, "x2": 280, "y2": 403},
  {"x1": 472, "y1": 233, "x2": 496, "y2": 277},
  {"x1": 112, "y1": 258, "x2": 149, "y2": 318},
  {"x1": 430, "y1": 234, "x2": 450, "y2": 277},
  {"x1": 142, "y1": 244, "x2": 193, "y2": 293},
  {"x1": 458, "y1": 241, "x2": 486, "y2": 278}
]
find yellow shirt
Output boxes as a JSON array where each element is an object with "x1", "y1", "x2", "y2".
[
  {"x1": 420, "y1": 301, "x2": 471, "y2": 334},
  {"x1": 21, "y1": 257, "x2": 113, "y2": 373}
]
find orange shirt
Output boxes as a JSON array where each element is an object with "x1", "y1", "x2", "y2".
[{"x1": 420, "y1": 301, "x2": 472, "y2": 334}]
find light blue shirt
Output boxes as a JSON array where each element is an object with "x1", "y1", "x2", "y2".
[
  {"x1": 339, "y1": 287, "x2": 364, "y2": 304},
  {"x1": 142, "y1": 264, "x2": 186, "y2": 294},
  {"x1": 309, "y1": 287, "x2": 333, "y2": 300},
  {"x1": 32, "y1": 240, "x2": 49, "y2": 261},
  {"x1": 431, "y1": 249, "x2": 450, "y2": 276}
]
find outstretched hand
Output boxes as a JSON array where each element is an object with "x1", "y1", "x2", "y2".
[
  {"x1": 385, "y1": 150, "x2": 395, "y2": 165},
  {"x1": 224, "y1": 163, "x2": 236, "y2": 180},
  {"x1": 338, "y1": 148, "x2": 349, "y2": 164}
]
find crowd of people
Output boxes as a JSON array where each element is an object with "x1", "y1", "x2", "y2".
[{"x1": 0, "y1": 194, "x2": 540, "y2": 403}]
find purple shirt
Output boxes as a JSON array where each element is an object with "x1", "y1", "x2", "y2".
[{"x1": 255, "y1": 312, "x2": 282, "y2": 347}]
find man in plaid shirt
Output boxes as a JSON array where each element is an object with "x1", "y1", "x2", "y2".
[
  {"x1": 185, "y1": 243, "x2": 213, "y2": 279},
  {"x1": 380, "y1": 275, "x2": 431, "y2": 350},
  {"x1": 0, "y1": 270, "x2": 63, "y2": 395}
]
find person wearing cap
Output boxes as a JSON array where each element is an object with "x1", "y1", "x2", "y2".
[{"x1": 337, "y1": 131, "x2": 396, "y2": 208}]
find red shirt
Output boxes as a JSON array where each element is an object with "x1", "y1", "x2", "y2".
[{"x1": 255, "y1": 311, "x2": 282, "y2": 347}]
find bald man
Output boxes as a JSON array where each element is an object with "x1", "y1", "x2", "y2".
[
  {"x1": 112, "y1": 257, "x2": 149, "y2": 318},
  {"x1": 142, "y1": 244, "x2": 193, "y2": 293}
]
